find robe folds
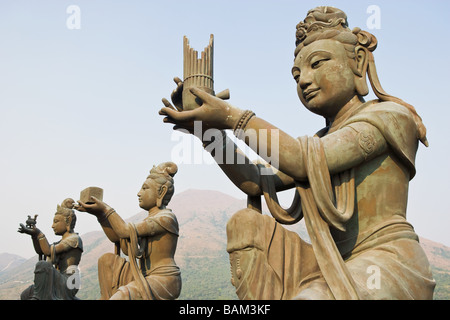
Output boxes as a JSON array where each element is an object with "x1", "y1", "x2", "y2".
[
  {"x1": 99, "y1": 209, "x2": 181, "y2": 300},
  {"x1": 21, "y1": 233, "x2": 83, "y2": 300},
  {"x1": 227, "y1": 100, "x2": 435, "y2": 300}
]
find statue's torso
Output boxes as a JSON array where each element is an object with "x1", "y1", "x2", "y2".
[
  {"x1": 331, "y1": 149, "x2": 412, "y2": 256},
  {"x1": 53, "y1": 233, "x2": 83, "y2": 273}
]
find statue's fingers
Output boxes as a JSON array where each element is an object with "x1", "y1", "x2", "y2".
[
  {"x1": 173, "y1": 76, "x2": 183, "y2": 85},
  {"x1": 173, "y1": 125, "x2": 194, "y2": 134},
  {"x1": 162, "y1": 117, "x2": 193, "y2": 127},
  {"x1": 90, "y1": 196, "x2": 103, "y2": 205},
  {"x1": 162, "y1": 98, "x2": 176, "y2": 110},
  {"x1": 162, "y1": 97, "x2": 184, "y2": 113},
  {"x1": 75, "y1": 201, "x2": 88, "y2": 211},
  {"x1": 160, "y1": 107, "x2": 197, "y2": 122},
  {"x1": 190, "y1": 87, "x2": 213, "y2": 103},
  {"x1": 163, "y1": 117, "x2": 177, "y2": 124}
]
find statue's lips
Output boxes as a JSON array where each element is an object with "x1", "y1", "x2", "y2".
[{"x1": 303, "y1": 88, "x2": 319, "y2": 101}]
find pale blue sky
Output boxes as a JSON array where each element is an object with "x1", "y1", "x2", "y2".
[{"x1": 1, "y1": 0, "x2": 449, "y2": 258}]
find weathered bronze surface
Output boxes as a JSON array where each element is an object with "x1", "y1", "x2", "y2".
[
  {"x1": 160, "y1": 6, "x2": 435, "y2": 300},
  {"x1": 75, "y1": 162, "x2": 181, "y2": 300}
]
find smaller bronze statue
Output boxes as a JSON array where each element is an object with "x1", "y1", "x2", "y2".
[
  {"x1": 18, "y1": 198, "x2": 83, "y2": 300},
  {"x1": 75, "y1": 162, "x2": 182, "y2": 300}
]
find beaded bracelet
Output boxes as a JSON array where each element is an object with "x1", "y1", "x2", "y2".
[
  {"x1": 98, "y1": 208, "x2": 116, "y2": 223},
  {"x1": 233, "y1": 110, "x2": 255, "y2": 137},
  {"x1": 105, "y1": 208, "x2": 116, "y2": 219}
]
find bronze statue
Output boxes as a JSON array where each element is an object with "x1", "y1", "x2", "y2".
[
  {"x1": 18, "y1": 198, "x2": 83, "y2": 300},
  {"x1": 159, "y1": 6, "x2": 435, "y2": 300},
  {"x1": 75, "y1": 162, "x2": 181, "y2": 300}
]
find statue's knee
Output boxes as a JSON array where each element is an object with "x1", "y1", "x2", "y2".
[
  {"x1": 98, "y1": 252, "x2": 115, "y2": 266},
  {"x1": 227, "y1": 208, "x2": 262, "y2": 232},
  {"x1": 20, "y1": 285, "x2": 35, "y2": 300},
  {"x1": 233, "y1": 208, "x2": 261, "y2": 220},
  {"x1": 110, "y1": 285, "x2": 131, "y2": 300},
  {"x1": 227, "y1": 208, "x2": 269, "y2": 259},
  {"x1": 34, "y1": 260, "x2": 52, "y2": 273},
  {"x1": 294, "y1": 281, "x2": 334, "y2": 300}
]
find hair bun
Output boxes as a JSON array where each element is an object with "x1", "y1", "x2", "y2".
[
  {"x1": 149, "y1": 162, "x2": 178, "y2": 178},
  {"x1": 353, "y1": 28, "x2": 377, "y2": 52},
  {"x1": 163, "y1": 162, "x2": 178, "y2": 177},
  {"x1": 61, "y1": 198, "x2": 75, "y2": 209}
]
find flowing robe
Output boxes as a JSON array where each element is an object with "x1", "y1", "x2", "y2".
[
  {"x1": 227, "y1": 100, "x2": 436, "y2": 300},
  {"x1": 99, "y1": 209, "x2": 181, "y2": 300},
  {"x1": 21, "y1": 233, "x2": 83, "y2": 300}
]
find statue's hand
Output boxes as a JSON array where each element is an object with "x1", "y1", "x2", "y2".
[
  {"x1": 170, "y1": 76, "x2": 184, "y2": 111},
  {"x1": 75, "y1": 196, "x2": 111, "y2": 218},
  {"x1": 160, "y1": 87, "x2": 243, "y2": 132},
  {"x1": 18, "y1": 223, "x2": 40, "y2": 237}
]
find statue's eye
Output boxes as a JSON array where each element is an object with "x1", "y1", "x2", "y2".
[
  {"x1": 292, "y1": 68, "x2": 300, "y2": 83},
  {"x1": 311, "y1": 58, "x2": 329, "y2": 69}
]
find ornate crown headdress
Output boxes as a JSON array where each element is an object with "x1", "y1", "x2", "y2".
[
  {"x1": 295, "y1": 6, "x2": 349, "y2": 47},
  {"x1": 294, "y1": 6, "x2": 428, "y2": 147}
]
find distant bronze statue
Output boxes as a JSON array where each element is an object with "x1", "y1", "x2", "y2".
[
  {"x1": 159, "y1": 6, "x2": 435, "y2": 299},
  {"x1": 18, "y1": 198, "x2": 83, "y2": 300},
  {"x1": 75, "y1": 162, "x2": 181, "y2": 300}
]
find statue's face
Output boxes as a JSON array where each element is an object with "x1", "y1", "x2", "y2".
[
  {"x1": 52, "y1": 214, "x2": 67, "y2": 235},
  {"x1": 293, "y1": 39, "x2": 356, "y2": 119},
  {"x1": 137, "y1": 178, "x2": 158, "y2": 211}
]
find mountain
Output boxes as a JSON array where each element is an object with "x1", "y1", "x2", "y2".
[
  {"x1": 0, "y1": 189, "x2": 449, "y2": 300},
  {"x1": 0, "y1": 253, "x2": 26, "y2": 274},
  {"x1": 419, "y1": 237, "x2": 450, "y2": 300},
  {"x1": 0, "y1": 189, "x2": 246, "y2": 300}
]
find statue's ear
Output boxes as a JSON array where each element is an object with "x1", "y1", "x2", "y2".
[
  {"x1": 354, "y1": 46, "x2": 369, "y2": 96},
  {"x1": 65, "y1": 215, "x2": 73, "y2": 231},
  {"x1": 156, "y1": 185, "x2": 168, "y2": 208}
]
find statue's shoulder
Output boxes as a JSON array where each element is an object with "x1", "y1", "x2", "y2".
[
  {"x1": 347, "y1": 100, "x2": 418, "y2": 136},
  {"x1": 351, "y1": 100, "x2": 419, "y2": 178},
  {"x1": 362, "y1": 100, "x2": 416, "y2": 124},
  {"x1": 147, "y1": 209, "x2": 177, "y2": 221},
  {"x1": 146, "y1": 209, "x2": 179, "y2": 236},
  {"x1": 60, "y1": 233, "x2": 83, "y2": 251}
]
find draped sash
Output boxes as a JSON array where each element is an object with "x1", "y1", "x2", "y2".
[
  {"x1": 260, "y1": 135, "x2": 360, "y2": 299},
  {"x1": 296, "y1": 136, "x2": 360, "y2": 300}
]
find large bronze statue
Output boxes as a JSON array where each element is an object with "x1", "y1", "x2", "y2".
[
  {"x1": 75, "y1": 162, "x2": 181, "y2": 300},
  {"x1": 18, "y1": 198, "x2": 83, "y2": 300},
  {"x1": 159, "y1": 6, "x2": 435, "y2": 299}
]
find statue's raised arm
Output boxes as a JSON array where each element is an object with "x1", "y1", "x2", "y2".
[{"x1": 75, "y1": 162, "x2": 181, "y2": 300}]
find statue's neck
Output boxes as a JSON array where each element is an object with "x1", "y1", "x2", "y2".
[
  {"x1": 328, "y1": 95, "x2": 365, "y2": 129},
  {"x1": 61, "y1": 230, "x2": 74, "y2": 239},
  {"x1": 148, "y1": 205, "x2": 165, "y2": 217}
]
